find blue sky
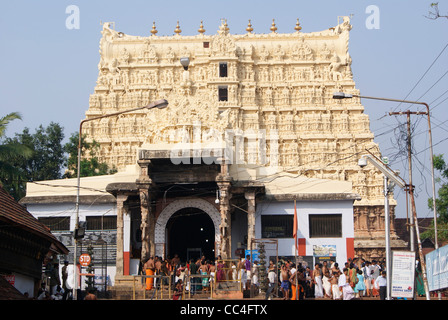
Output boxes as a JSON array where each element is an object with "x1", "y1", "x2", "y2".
[{"x1": 0, "y1": 1, "x2": 447, "y2": 219}]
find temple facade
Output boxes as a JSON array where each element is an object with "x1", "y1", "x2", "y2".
[{"x1": 23, "y1": 17, "x2": 407, "y2": 285}]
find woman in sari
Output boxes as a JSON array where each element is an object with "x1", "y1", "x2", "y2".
[
  {"x1": 416, "y1": 260, "x2": 425, "y2": 297},
  {"x1": 216, "y1": 259, "x2": 225, "y2": 282}
]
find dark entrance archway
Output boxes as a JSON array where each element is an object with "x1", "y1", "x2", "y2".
[{"x1": 166, "y1": 207, "x2": 215, "y2": 262}]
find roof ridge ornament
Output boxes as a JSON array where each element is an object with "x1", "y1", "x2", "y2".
[
  {"x1": 198, "y1": 20, "x2": 205, "y2": 34},
  {"x1": 150, "y1": 21, "x2": 158, "y2": 36},
  {"x1": 270, "y1": 19, "x2": 277, "y2": 33},
  {"x1": 174, "y1": 21, "x2": 182, "y2": 35},
  {"x1": 246, "y1": 19, "x2": 254, "y2": 34},
  {"x1": 294, "y1": 18, "x2": 302, "y2": 32}
]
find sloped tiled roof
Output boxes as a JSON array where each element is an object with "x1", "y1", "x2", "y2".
[
  {"x1": 0, "y1": 186, "x2": 68, "y2": 254},
  {"x1": 0, "y1": 276, "x2": 26, "y2": 300}
]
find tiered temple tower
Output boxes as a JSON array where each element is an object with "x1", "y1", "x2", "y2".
[{"x1": 82, "y1": 17, "x2": 407, "y2": 260}]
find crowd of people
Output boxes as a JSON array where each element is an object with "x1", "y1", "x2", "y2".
[
  {"x1": 142, "y1": 254, "x2": 393, "y2": 301},
  {"x1": 142, "y1": 254, "x2": 260, "y2": 298},
  {"x1": 270, "y1": 257, "x2": 390, "y2": 300},
  {"x1": 33, "y1": 254, "x2": 424, "y2": 300}
]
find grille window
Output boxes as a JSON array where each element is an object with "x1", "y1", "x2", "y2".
[
  {"x1": 261, "y1": 215, "x2": 293, "y2": 238},
  {"x1": 38, "y1": 217, "x2": 70, "y2": 231},
  {"x1": 309, "y1": 214, "x2": 342, "y2": 238},
  {"x1": 86, "y1": 216, "x2": 117, "y2": 230}
]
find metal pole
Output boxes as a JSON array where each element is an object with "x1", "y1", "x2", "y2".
[
  {"x1": 72, "y1": 99, "x2": 168, "y2": 300},
  {"x1": 347, "y1": 93, "x2": 438, "y2": 299},
  {"x1": 73, "y1": 130, "x2": 82, "y2": 300},
  {"x1": 353, "y1": 95, "x2": 438, "y2": 249},
  {"x1": 384, "y1": 176, "x2": 391, "y2": 300},
  {"x1": 424, "y1": 104, "x2": 439, "y2": 251}
]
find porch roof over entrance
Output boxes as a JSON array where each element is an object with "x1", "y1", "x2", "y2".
[{"x1": 253, "y1": 172, "x2": 360, "y2": 202}]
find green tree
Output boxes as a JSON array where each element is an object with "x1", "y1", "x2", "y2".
[
  {"x1": 8, "y1": 122, "x2": 65, "y2": 180},
  {"x1": 4, "y1": 122, "x2": 65, "y2": 200},
  {"x1": 0, "y1": 113, "x2": 33, "y2": 198},
  {"x1": 424, "y1": 154, "x2": 448, "y2": 243},
  {"x1": 63, "y1": 132, "x2": 116, "y2": 178}
]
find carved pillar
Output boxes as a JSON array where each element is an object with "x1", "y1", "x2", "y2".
[
  {"x1": 139, "y1": 188, "x2": 150, "y2": 262},
  {"x1": 216, "y1": 160, "x2": 232, "y2": 260},
  {"x1": 137, "y1": 160, "x2": 155, "y2": 263},
  {"x1": 116, "y1": 194, "x2": 129, "y2": 276},
  {"x1": 245, "y1": 191, "x2": 256, "y2": 251}
]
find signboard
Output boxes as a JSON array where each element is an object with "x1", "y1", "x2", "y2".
[
  {"x1": 245, "y1": 250, "x2": 259, "y2": 262},
  {"x1": 426, "y1": 244, "x2": 448, "y2": 292},
  {"x1": 79, "y1": 253, "x2": 91, "y2": 267},
  {"x1": 313, "y1": 245, "x2": 336, "y2": 257},
  {"x1": 391, "y1": 251, "x2": 415, "y2": 298},
  {"x1": 2, "y1": 274, "x2": 15, "y2": 286}
]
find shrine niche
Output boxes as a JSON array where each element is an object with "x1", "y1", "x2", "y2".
[{"x1": 83, "y1": 18, "x2": 407, "y2": 261}]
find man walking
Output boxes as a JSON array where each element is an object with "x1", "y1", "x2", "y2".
[
  {"x1": 265, "y1": 266, "x2": 277, "y2": 300},
  {"x1": 374, "y1": 271, "x2": 387, "y2": 300}
]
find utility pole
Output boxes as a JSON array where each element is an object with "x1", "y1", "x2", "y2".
[{"x1": 389, "y1": 110, "x2": 431, "y2": 300}]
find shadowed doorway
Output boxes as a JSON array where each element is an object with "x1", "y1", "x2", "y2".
[{"x1": 166, "y1": 207, "x2": 215, "y2": 262}]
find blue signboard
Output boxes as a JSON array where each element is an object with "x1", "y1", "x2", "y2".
[
  {"x1": 245, "y1": 249, "x2": 259, "y2": 262},
  {"x1": 426, "y1": 244, "x2": 448, "y2": 292}
]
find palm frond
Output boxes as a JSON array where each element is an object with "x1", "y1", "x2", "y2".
[{"x1": 0, "y1": 112, "x2": 23, "y2": 138}]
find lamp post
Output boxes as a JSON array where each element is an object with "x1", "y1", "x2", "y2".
[
  {"x1": 358, "y1": 152, "x2": 406, "y2": 300},
  {"x1": 334, "y1": 92, "x2": 433, "y2": 300},
  {"x1": 72, "y1": 99, "x2": 168, "y2": 300}
]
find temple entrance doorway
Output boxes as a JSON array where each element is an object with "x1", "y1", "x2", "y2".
[{"x1": 166, "y1": 207, "x2": 215, "y2": 262}]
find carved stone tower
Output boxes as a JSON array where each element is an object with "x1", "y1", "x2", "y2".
[{"x1": 83, "y1": 18, "x2": 407, "y2": 260}]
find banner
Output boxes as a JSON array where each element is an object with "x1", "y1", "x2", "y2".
[
  {"x1": 426, "y1": 244, "x2": 448, "y2": 292},
  {"x1": 391, "y1": 251, "x2": 415, "y2": 298}
]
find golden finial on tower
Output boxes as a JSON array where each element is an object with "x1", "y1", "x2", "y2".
[
  {"x1": 150, "y1": 21, "x2": 158, "y2": 36},
  {"x1": 270, "y1": 19, "x2": 277, "y2": 33},
  {"x1": 224, "y1": 19, "x2": 229, "y2": 32},
  {"x1": 294, "y1": 18, "x2": 302, "y2": 32},
  {"x1": 198, "y1": 20, "x2": 205, "y2": 34},
  {"x1": 174, "y1": 21, "x2": 182, "y2": 34},
  {"x1": 246, "y1": 19, "x2": 254, "y2": 33}
]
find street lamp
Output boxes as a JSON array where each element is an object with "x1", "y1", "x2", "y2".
[
  {"x1": 72, "y1": 98, "x2": 168, "y2": 299},
  {"x1": 358, "y1": 151, "x2": 406, "y2": 300},
  {"x1": 332, "y1": 92, "x2": 437, "y2": 247},
  {"x1": 180, "y1": 57, "x2": 190, "y2": 70},
  {"x1": 334, "y1": 91, "x2": 433, "y2": 300}
]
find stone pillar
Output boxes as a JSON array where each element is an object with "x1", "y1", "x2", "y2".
[
  {"x1": 245, "y1": 191, "x2": 256, "y2": 251},
  {"x1": 116, "y1": 194, "x2": 128, "y2": 276},
  {"x1": 216, "y1": 160, "x2": 232, "y2": 259},
  {"x1": 137, "y1": 160, "x2": 155, "y2": 263},
  {"x1": 139, "y1": 188, "x2": 150, "y2": 262}
]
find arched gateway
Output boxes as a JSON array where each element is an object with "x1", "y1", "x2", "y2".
[{"x1": 154, "y1": 198, "x2": 221, "y2": 258}]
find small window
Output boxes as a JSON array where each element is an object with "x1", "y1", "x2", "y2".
[
  {"x1": 203, "y1": 42, "x2": 209, "y2": 48},
  {"x1": 218, "y1": 86, "x2": 228, "y2": 101},
  {"x1": 86, "y1": 216, "x2": 117, "y2": 230},
  {"x1": 219, "y1": 62, "x2": 228, "y2": 77},
  {"x1": 261, "y1": 215, "x2": 293, "y2": 238},
  {"x1": 309, "y1": 214, "x2": 342, "y2": 238},
  {"x1": 38, "y1": 217, "x2": 70, "y2": 231}
]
